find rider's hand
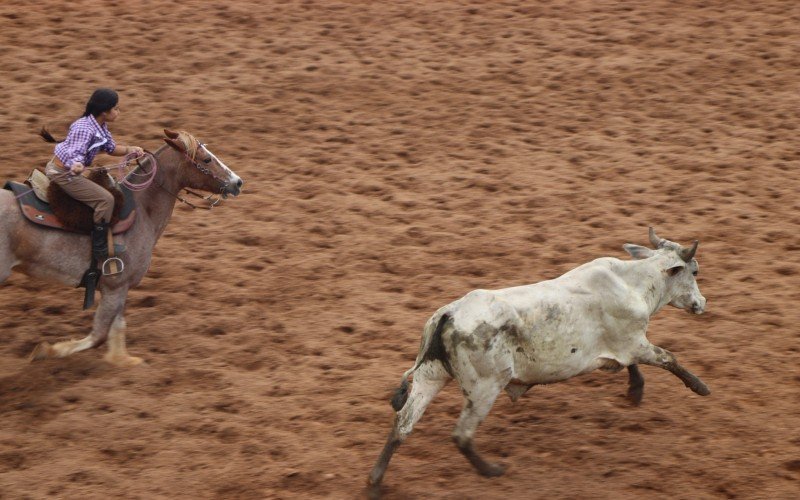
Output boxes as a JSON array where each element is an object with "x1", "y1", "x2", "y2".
[
  {"x1": 128, "y1": 146, "x2": 144, "y2": 157},
  {"x1": 70, "y1": 162, "x2": 85, "y2": 175}
]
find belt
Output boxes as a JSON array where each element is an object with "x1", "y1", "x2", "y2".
[{"x1": 52, "y1": 156, "x2": 66, "y2": 169}]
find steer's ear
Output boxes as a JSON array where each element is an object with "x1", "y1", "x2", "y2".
[{"x1": 623, "y1": 244, "x2": 655, "y2": 260}]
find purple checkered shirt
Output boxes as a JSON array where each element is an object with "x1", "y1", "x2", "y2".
[{"x1": 53, "y1": 115, "x2": 116, "y2": 168}]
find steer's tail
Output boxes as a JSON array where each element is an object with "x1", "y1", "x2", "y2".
[{"x1": 390, "y1": 313, "x2": 453, "y2": 411}]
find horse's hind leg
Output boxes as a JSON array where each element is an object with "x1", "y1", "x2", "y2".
[
  {"x1": 0, "y1": 232, "x2": 15, "y2": 284},
  {"x1": 368, "y1": 361, "x2": 448, "y2": 491},
  {"x1": 0, "y1": 198, "x2": 20, "y2": 284},
  {"x1": 0, "y1": 261, "x2": 13, "y2": 284}
]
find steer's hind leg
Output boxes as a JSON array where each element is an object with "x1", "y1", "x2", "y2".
[
  {"x1": 368, "y1": 361, "x2": 449, "y2": 489},
  {"x1": 636, "y1": 344, "x2": 710, "y2": 396},
  {"x1": 452, "y1": 377, "x2": 507, "y2": 477}
]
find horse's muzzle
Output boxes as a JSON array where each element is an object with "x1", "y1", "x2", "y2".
[{"x1": 223, "y1": 178, "x2": 243, "y2": 198}]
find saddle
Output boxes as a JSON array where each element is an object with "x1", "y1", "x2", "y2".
[{"x1": 3, "y1": 168, "x2": 136, "y2": 235}]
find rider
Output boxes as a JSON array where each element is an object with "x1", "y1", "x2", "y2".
[{"x1": 44, "y1": 88, "x2": 143, "y2": 263}]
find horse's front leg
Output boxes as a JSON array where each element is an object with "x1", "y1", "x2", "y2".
[
  {"x1": 31, "y1": 286, "x2": 141, "y2": 366},
  {"x1": 103, "y1": 312, "x2": 144, "y2": 367}
]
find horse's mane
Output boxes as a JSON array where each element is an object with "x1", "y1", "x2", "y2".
[{"x1": 173, "y1": 130, "x2": 200, "y2": 159}]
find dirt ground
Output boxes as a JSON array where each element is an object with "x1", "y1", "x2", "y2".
[{"x1": 0, "y1": 1, "x2": 798, "y2": 498}]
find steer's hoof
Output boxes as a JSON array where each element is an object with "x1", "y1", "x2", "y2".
[
  {"x1": 29, "y1": 342, "x2": 53, "y2": 361},
  {"x1": 691, "y1": 381, "x2": 711, "y2": 396},
  {"x1": 627, "y1": 386, "x2": 644, "y2": 406},
  {"x1": 478, "y1": 462, "x2": 506, "y2": 478},
  {"x1": 683, "y1": 374, "x2": 711, "y2": 396},
  {"x1": 366, "y1": 483, "x2": 382, "y2": 500}
]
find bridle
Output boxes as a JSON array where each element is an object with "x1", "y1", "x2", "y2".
[{"x1": 135, "y1": 137, "x2": 228, "y2": 210}]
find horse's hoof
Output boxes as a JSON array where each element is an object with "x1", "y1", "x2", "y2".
[
  {"x1": 104, "y1": 355, "x2": 146, "y2": 367},
  {"x1": 478, "y1": 462, "x2": 506, "y2": 478},
  {"x1": 29, "y1": 342, "x2": 53, "y2": 361}
]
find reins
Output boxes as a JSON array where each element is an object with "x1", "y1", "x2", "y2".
[{"x1": 155, "y1": 184, "x2": 221, "y2": 210}]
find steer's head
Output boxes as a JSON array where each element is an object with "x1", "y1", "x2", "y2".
[{"x1": 623, "y1": 227, "x2": 706, "y2": 314}]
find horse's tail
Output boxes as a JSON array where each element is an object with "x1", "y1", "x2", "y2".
[
  {"x1": 39, "y1": 126, "x2": 61, "y2": 144},
  {"x1": 390, "y1": 313, "x2": 453, "y2": 411}
]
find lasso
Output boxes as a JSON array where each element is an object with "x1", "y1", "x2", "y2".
[
  {"x1": 51, "y1": 151, "x2": 157, "y2": 190},
  {"x1": 114, "y1": 151, "x2": 158, "y2": 191}
]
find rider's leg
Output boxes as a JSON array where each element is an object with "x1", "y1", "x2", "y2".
[{"x1": 47, "y1": 167, "x2": 115, "y2": 260}]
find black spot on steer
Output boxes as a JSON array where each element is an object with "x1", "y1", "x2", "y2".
[
  {"x1": 571, "y1": 348, "x2": 577, "y2": 354},
  {"x1": 545, "y1": 304, "x2": 562, "y2": 322},
  {"x1": 500, "y1": 322, "x2": 524, "y2": 341},
  {"x1": 421, "y1": 313, "x2": 454, "y2": 376}
]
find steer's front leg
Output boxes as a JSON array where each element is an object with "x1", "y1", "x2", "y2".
[
  {"x1": 627, "y1": 364, "x2": 645, "y2": 405},
  {"x1": 636, "y1": 344, "x2": 710, "y2": 396}
]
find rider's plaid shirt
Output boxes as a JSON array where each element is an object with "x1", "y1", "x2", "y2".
[{"x1": 53, "y1": 114, "x2": 116, "y2": 168}]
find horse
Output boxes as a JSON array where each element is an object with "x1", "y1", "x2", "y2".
[{"x1": 0, "y1": 129, "x2": 243, "y2": 366}]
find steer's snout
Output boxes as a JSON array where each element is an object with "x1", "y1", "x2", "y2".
[{"x1": 691, "y1": 296, "x2": 706, "y2": 315}]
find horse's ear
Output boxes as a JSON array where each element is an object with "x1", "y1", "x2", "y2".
[
  {"x1": 164, "y1": 129, "x2": 180, "y2": 139},
  {"x1": 164, "y1": 137, "x2": 185, "y2": 152}
]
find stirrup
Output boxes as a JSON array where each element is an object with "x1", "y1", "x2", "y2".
[
  {"x1": 102, "y1": 257, "x2": 124, "y2": 276},
  {"x1": 101, "y1": 225, "x2": 124, "y2": 276}
]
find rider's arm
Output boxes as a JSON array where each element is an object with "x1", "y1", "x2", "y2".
[{"x1": 110, "y1": 144, "x2": 144, "y2": 157}]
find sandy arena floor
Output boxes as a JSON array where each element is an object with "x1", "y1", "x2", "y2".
[{"x1": 0, "y1": 1, "x2": 798, "y2": 498}]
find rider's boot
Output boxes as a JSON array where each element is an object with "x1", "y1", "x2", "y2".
[{"x1": 91, "y1": 221, "x2": 110, "y2": 262}]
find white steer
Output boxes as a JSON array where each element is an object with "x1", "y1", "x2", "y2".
[{"x1": 368, "y1": 228, "x2": 710, "y2": 492}]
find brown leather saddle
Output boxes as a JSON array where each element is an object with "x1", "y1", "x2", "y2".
[{"x1": 3, "y1": 169, "x2": 136, "y2": 235}]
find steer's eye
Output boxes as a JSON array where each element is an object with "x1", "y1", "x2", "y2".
[{"x1": 692, "y1": 270, "x2": 698, "y2": 276}]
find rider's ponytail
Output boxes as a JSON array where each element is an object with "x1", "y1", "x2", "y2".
[{"x1": 39, "y1": 126, "x2": 60, "y2": 143}]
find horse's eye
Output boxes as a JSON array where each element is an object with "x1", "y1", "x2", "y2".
[
  {"x1": 692, "y1": 270, "x2": 698, "y2": 276},
  {"x1": 203, "y1": 158, "x2": 211, "y2": 164}
]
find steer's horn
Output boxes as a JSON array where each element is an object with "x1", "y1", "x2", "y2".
[
  {"x1": 164, "y1": 129, "x2": 180, "y2": 139},
  {"x1": 649, "y1": 227, "x2": 665, "y2": 248},
  {"x1": 680, "y1": 240, "x2": 699, "y2": 262}
]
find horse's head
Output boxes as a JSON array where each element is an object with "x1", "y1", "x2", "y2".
[{"x1": 163, "y1": 129, "x2": 243, "y2": 198}]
